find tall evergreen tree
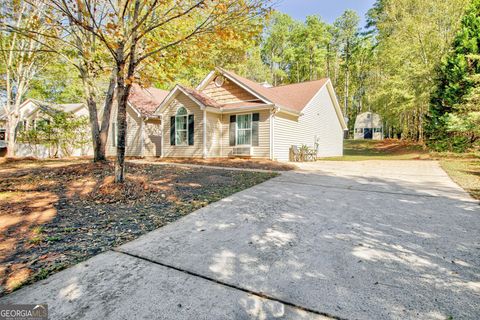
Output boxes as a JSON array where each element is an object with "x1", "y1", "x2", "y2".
[{"x1": 427, "y1": 0, "x2": 480, "y2": 151}]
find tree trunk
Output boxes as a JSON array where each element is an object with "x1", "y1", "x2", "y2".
[
  {"x1": 114, "y1": 0, "x2": 140, "y2": 183},
  {"x1": 83, "y1": 80, "x2": 102, "y2": 161},
  {"x1": 326, "y1": 43, "x2": 331, "y2": 78},
  {"x1": 344, "y1": 40, "x2": 349, "y2": 118},
  {"x1": 6, "y1": 114, "x2": 17, "y2": 157},
  {"x1": 98, "y1": 69, "x2": 117, "y2": 160},
  {"x1": 114, "y1": 73, "x2": 128, "y2": 183}
]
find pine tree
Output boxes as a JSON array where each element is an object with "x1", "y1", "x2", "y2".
[{"x1": 427, "y1": 0, "x2": 480, "y2": 151}]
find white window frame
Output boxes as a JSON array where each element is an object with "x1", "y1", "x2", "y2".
[
  {"x1": 236, "y1": 113, "x2": 252, "y2": 146},
  {"x1": 175, "y1": 107, "x2": 189, "y2": 146}
]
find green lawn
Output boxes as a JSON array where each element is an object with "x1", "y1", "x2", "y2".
[
  {"x1": 322, "y1": 139, "x2": 429, "y2": 161},
  {"x1": 322, "y1": 139, "x2": 480, "y2": 200},
  {"x1": 440, "y1": 159, "x2": 480, "y2": 200}
]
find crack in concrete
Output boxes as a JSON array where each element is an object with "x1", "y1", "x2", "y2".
[{"x1": 113, "y1": 248, "x2": 345, "y2": 320}]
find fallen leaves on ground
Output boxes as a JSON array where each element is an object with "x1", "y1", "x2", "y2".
[{"x1": 0, "y1": 159, "x2": 277, "y2": 296}]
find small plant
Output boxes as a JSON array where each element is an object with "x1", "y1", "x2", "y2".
[
  {"x1": 45, "y1": 236, "x2": 61, "y2": 242},
  {"x1": 32, "y1": 226, "x2": 44, "y2": 234},
  {"x1": 34, "y1": 263, "x2": 68, "y2": 281}
]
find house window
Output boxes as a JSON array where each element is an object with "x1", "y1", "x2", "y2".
[
  {"x1": 374, "y1": 128, "x2": 382, "y2": 133},
  {"x1": 355, "y1": 128, "x2": 363, "y2": 134},
  {"x1": 236, "y1": 114, "x2": 252, "y2": 145},
  {"x1": 112, "y1": 123, "x2": 117, "y2": 147},
  {"x1": 175, "y1": 107, "x2": 188, "y2": 146},
  {"x1": 0, "y1": 129, "x2": 5, "y2": 141}
]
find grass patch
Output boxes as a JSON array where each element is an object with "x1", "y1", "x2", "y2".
[
  {"x1": 321, "y1": 139, "x2": 429, "y2": 161},
  {"x1": 440, "y1": 159, "x2": 480, "y2": 200}
]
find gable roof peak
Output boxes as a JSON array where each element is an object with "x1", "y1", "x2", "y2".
[{"x1": 215, "y1": 68, "x2": 329, "y2": 112}]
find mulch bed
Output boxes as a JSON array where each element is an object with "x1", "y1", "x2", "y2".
[
  {"x1": 0, "y1": 160, "x2": 277, "y2": 296},
  {"x1": 157, "y1": 157, "x2": 297, "y2": 171}
]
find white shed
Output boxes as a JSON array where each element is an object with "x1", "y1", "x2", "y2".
[{"x1": 354, "y1": 112, "x2": 383, "y2": 140}]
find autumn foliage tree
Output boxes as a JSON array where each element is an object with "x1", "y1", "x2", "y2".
[
  {"x1": 42, "y1": 0, "x2": 270, "y2": 182},
  {"x1": 0, "y1": 0, "x2": 51, "y2": 157}
]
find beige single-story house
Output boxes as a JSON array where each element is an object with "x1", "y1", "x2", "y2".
[
  {"x1": 3, "y1": 68, "x2": 346, "y2": 161},
  {"x1": 147, "y1": 68, "x2": 346, "y2": 161}
]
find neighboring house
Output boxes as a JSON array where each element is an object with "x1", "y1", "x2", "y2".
[
  {"x1": 105, "y1": 84, "x2": 169, "y2": 157},
  {"x1": 6, "y1": 99, "x2": 92, "y2": 157},
  {"x1": 354, "y1": 112, "x2": 383, "y2": 140},
  {"x1": 1, "y1": 87, "x2": 170, "y2": 158},
  {"x1": 153, "y1": 68, "x2": 346, "y2": 161}
]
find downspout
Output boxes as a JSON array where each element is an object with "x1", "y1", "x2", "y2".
[
  {"x1": 269, "y1": 109, "x2": 273, "y2": 160},
  {"x1": 271, "y1": 107, "x2": 276, "y2": 160},
  {"x1": 220, "y1": 114, "x2": 223, "y2": 157},
  {"x1": 203, "y1": 109, "x2": 207, "y2": 158},
  {"x1": 140, "y1": 118, "x2": 145, "y2": 157},
  {"x1": 160, "y1": 116, "x2": 164, "y2": 158}
]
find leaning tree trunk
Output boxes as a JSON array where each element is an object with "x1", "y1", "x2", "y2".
[
  {"x1": 98, "y1": 70, "x2": 117, "y2": 160},
  {"x1": 83, "y1": 79, "x2": 102, "y2": 161}
]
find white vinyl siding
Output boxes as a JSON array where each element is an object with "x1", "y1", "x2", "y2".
[
  {"x1": 161, "y1": 92, "x2": 204, "y2": 158},
  {"x1": 274, "y1": 85, "x2": 344, "y2": 161},
  {"x1": 112, "y1": 123, "x2": 117, "y2": 147},
  {"x1": 106, "y1": 103, "x2": 144, "y2": 157}
]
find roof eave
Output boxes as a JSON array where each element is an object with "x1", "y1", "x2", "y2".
[
  {"x1": 217, "y1": 104, "x2": 275, "y2": 114},
  {"x1": 155, "y1": 85, "x2": 208, "y2": 115},
  {"x1": 275, "y1": 104, "x2": 301, "y2": 117}
]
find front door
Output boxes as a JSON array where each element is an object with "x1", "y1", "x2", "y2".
[{"x1": 364, "y1": 128, "x2": 373, "y2": 139}]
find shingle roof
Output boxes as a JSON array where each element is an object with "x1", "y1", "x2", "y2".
[
  {"x1": 24, "y1": 99, "x2": 86, "y2": 117},
  {"x1": 218, "y1": 68, "x2": 329, "y2": 112},
  {"x1": 128, "y1": 84, "x2": 169, "y2": 117}
]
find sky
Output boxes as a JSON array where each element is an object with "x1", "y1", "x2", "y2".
[{"x1": 274, "y1": 0, "x2": 377, "y2": 28}]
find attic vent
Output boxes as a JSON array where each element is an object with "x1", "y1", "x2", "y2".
[{"x1": 214, "y1": 75, "x2": 225, "y2": 87}]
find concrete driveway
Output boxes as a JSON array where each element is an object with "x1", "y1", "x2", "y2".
[{"x1": 2, "y1": 160, "x2": 479, "y2": 319}]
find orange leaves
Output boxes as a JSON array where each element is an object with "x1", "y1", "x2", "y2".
[{"x1": 215, "y1": 3, "x2": 228, "y2": 14}]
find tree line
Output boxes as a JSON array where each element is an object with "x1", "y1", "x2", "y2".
[{"x1": 240, "y1": 0, "x2": 478, "y2": 152}]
